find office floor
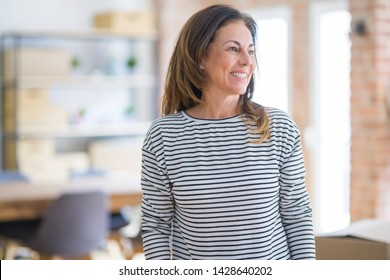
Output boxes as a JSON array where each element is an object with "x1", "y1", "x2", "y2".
[
  {"x1": 0, "y1": 204, "x2": 144, "y2": 260},
  {"x1": 1, "y1": 235, "x2": 145, "y2": 260}
]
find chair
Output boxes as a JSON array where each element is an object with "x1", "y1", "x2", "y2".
[{"x1": 1, "y1": 189, "x2": 110, "y2": 259}]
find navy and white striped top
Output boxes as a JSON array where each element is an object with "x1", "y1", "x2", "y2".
[{"x1": 141, "y1": 107, "x2": 316, "y2": 259}]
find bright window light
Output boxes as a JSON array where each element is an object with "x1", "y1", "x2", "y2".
[
  {"x1": 253, "y1": 17, "x2": 289, "y2": 113},
  {"x1": 313, "y1": 3, "x2": 351, "y2": 233}
]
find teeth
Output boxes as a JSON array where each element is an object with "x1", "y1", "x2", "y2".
[{"x1": 232, "y1": 72, "x2": 247, "y2": 78}]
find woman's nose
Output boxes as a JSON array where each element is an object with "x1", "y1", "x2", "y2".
[{"x1": 239, "y1": 51, "x2": 252, "y2": 66}]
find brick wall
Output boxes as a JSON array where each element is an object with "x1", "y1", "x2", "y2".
[{"x1": 349, "y1": 0, "x2": 390, "y2": 221}]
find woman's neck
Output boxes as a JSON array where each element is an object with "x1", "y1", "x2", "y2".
[{"x1": 186, "y1": 96, "x2": 240, "y2": 119}]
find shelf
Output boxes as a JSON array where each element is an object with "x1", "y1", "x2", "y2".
[
  {"x1": 1, "y1": 29, "x2": 158, "y2": 171},
  {"x1": 1, "y1": 28, "x2": 158, "y2": 41},
  {"x1": 15, "y1": 122, "x2": 151, "y2": 138},
  {"x1": 8, "y1": 75, "x2": 157, "y2": 89}
]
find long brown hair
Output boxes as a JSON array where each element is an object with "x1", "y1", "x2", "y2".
[{"x1": 162, "y1": 4, "x2": 270, "y2": 143}]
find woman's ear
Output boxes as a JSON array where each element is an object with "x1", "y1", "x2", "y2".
[{"x1": 199, "y1": 58, "x2": 205, "y2": 70}]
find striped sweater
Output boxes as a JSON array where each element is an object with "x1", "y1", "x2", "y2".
[{"x1": 141, "y1": 107, "x2": 316, "y2": 259}]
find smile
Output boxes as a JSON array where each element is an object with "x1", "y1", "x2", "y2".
[{"x1": 231, "y1": 72, "x2": 247, "y2": 79}]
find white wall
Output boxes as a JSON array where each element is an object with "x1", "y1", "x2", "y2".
[{"x1": 0, "y1": 0, "x2": 153, "y2": 32}]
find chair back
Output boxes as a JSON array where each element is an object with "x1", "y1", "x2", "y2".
[{"x1": 27, "y1": 189, "x2": 109, "y2": 258}]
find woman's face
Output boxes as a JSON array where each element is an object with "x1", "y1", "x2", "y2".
[{"x1": 202, "y1": 20, "x2": 256, "y2": 97}]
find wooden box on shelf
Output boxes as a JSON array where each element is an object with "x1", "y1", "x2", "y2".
[
  {"x1": 88, "y1": 138, "x2": 143, "y2": 175},
  {"x1": 94, "y1": 11, "x2": 156, "y2": 35},
  {"x1": 18, "y1": 156, "x2": 69, "y2": 184},
  {"x1": 3, "y1": 48, "x2": 72, "y2": 81},
  {"x1": 16, "y1": 139, "x2": 55, "y2": 161},
  {"x1": 3, "y1": 89, "x2": 69, "y2": 133}
]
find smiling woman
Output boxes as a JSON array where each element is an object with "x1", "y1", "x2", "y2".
[
  {"x1": 200, "y1": 21, "x2": 256, "y2": 99},
  {"x1": 141, "y1": 4, "x2": 316, "y2": 260}
]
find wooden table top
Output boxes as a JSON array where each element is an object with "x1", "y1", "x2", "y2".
[{"x1": 0, "y1": 176, "x2": 142, "y2": 221}]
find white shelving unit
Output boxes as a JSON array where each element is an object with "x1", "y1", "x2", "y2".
[
  {"x1": 15, "y1": 74, "x2": 157, "y2": 89},
  {"x1": 0, "y1": 30, "x2": 158, "y2": 177}
]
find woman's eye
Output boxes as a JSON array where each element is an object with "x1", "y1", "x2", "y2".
[
  {"x1": 228, "y1": 46, "x2": 239, "y2": 52},
  {"x1": 248, "y1": 50, "x2": 255, "y2": 56}
]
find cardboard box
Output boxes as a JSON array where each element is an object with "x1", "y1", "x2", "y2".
[
  {"x1": 315, "y1": 219, "x2": 390, "y2": 259},
  {"x1": 3, "y1": 89, "x2": 68, "y2": 132},
  {"x1": 18, "y1": 156, "x2": 69, "y2": 184},
  {"x1": 94, "y1": 11, "x2": 156, "y2": 35},
  {"x1": 3, "y1": 48, "x2": 72, "y2": 80},
  {"x1": 88, "y1": 138, "x2": 143, "y2": 176},
  {"x1": 56, "y1": 152, "x2": 90, "y2": 173},
  {"x1": 17, "y1": 89, "x2": 50, "y2": 109},
  {"x1": 4, "y1": 89, "x2": 50, "y2": 111},
  {"x1": 4, "y1": 108, "x2": 69, "y2": 132},
  {"x1": 17, "y1": 139, "x2": 55, "y2": 160},
  {"x1": 18, "y1": 106, "x2": 68, "y2": 127}
]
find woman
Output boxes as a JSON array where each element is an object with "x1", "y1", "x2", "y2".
[{"x1": 141, "y1": 4, "x2": 316, "y2": 260}]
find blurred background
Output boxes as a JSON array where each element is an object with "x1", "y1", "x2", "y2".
[{"x1": 0, "y1": 0, "x2": 389, "y2": 260}]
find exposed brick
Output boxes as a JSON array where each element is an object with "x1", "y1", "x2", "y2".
[{"x1": 350, "y1": 0, "x2": 390, "y2": 221}]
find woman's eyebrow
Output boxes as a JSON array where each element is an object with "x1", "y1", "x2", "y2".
[{"x1": 222, "y1": 40, "x2": 254, "y2": 48}]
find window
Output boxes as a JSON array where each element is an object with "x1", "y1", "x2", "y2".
[
  {"x1": 248, "y1": 6, "x2": 291, "y2": 113},
  {"x1": 311, "y1": 0, "x2": 351, "y2": 233}
]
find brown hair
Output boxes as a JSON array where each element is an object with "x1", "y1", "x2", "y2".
[{"x1": 162, "y1": 4, "x2": 270, "y2": 143}]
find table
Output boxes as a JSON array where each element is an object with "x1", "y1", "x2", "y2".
[{"x1": 0, "y1": 176, "x2": 142, "y2": 222}]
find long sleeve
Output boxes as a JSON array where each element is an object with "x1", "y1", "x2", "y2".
[
  {"x1": 141, "y1": 127, "x2": 174, "y2": 259},
  {"x1": 278, "y1": 128, "x2": 316, "y2": 260},
  {"x1": 140, "y1": 110, "x2": 316, "y2": 259}
]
